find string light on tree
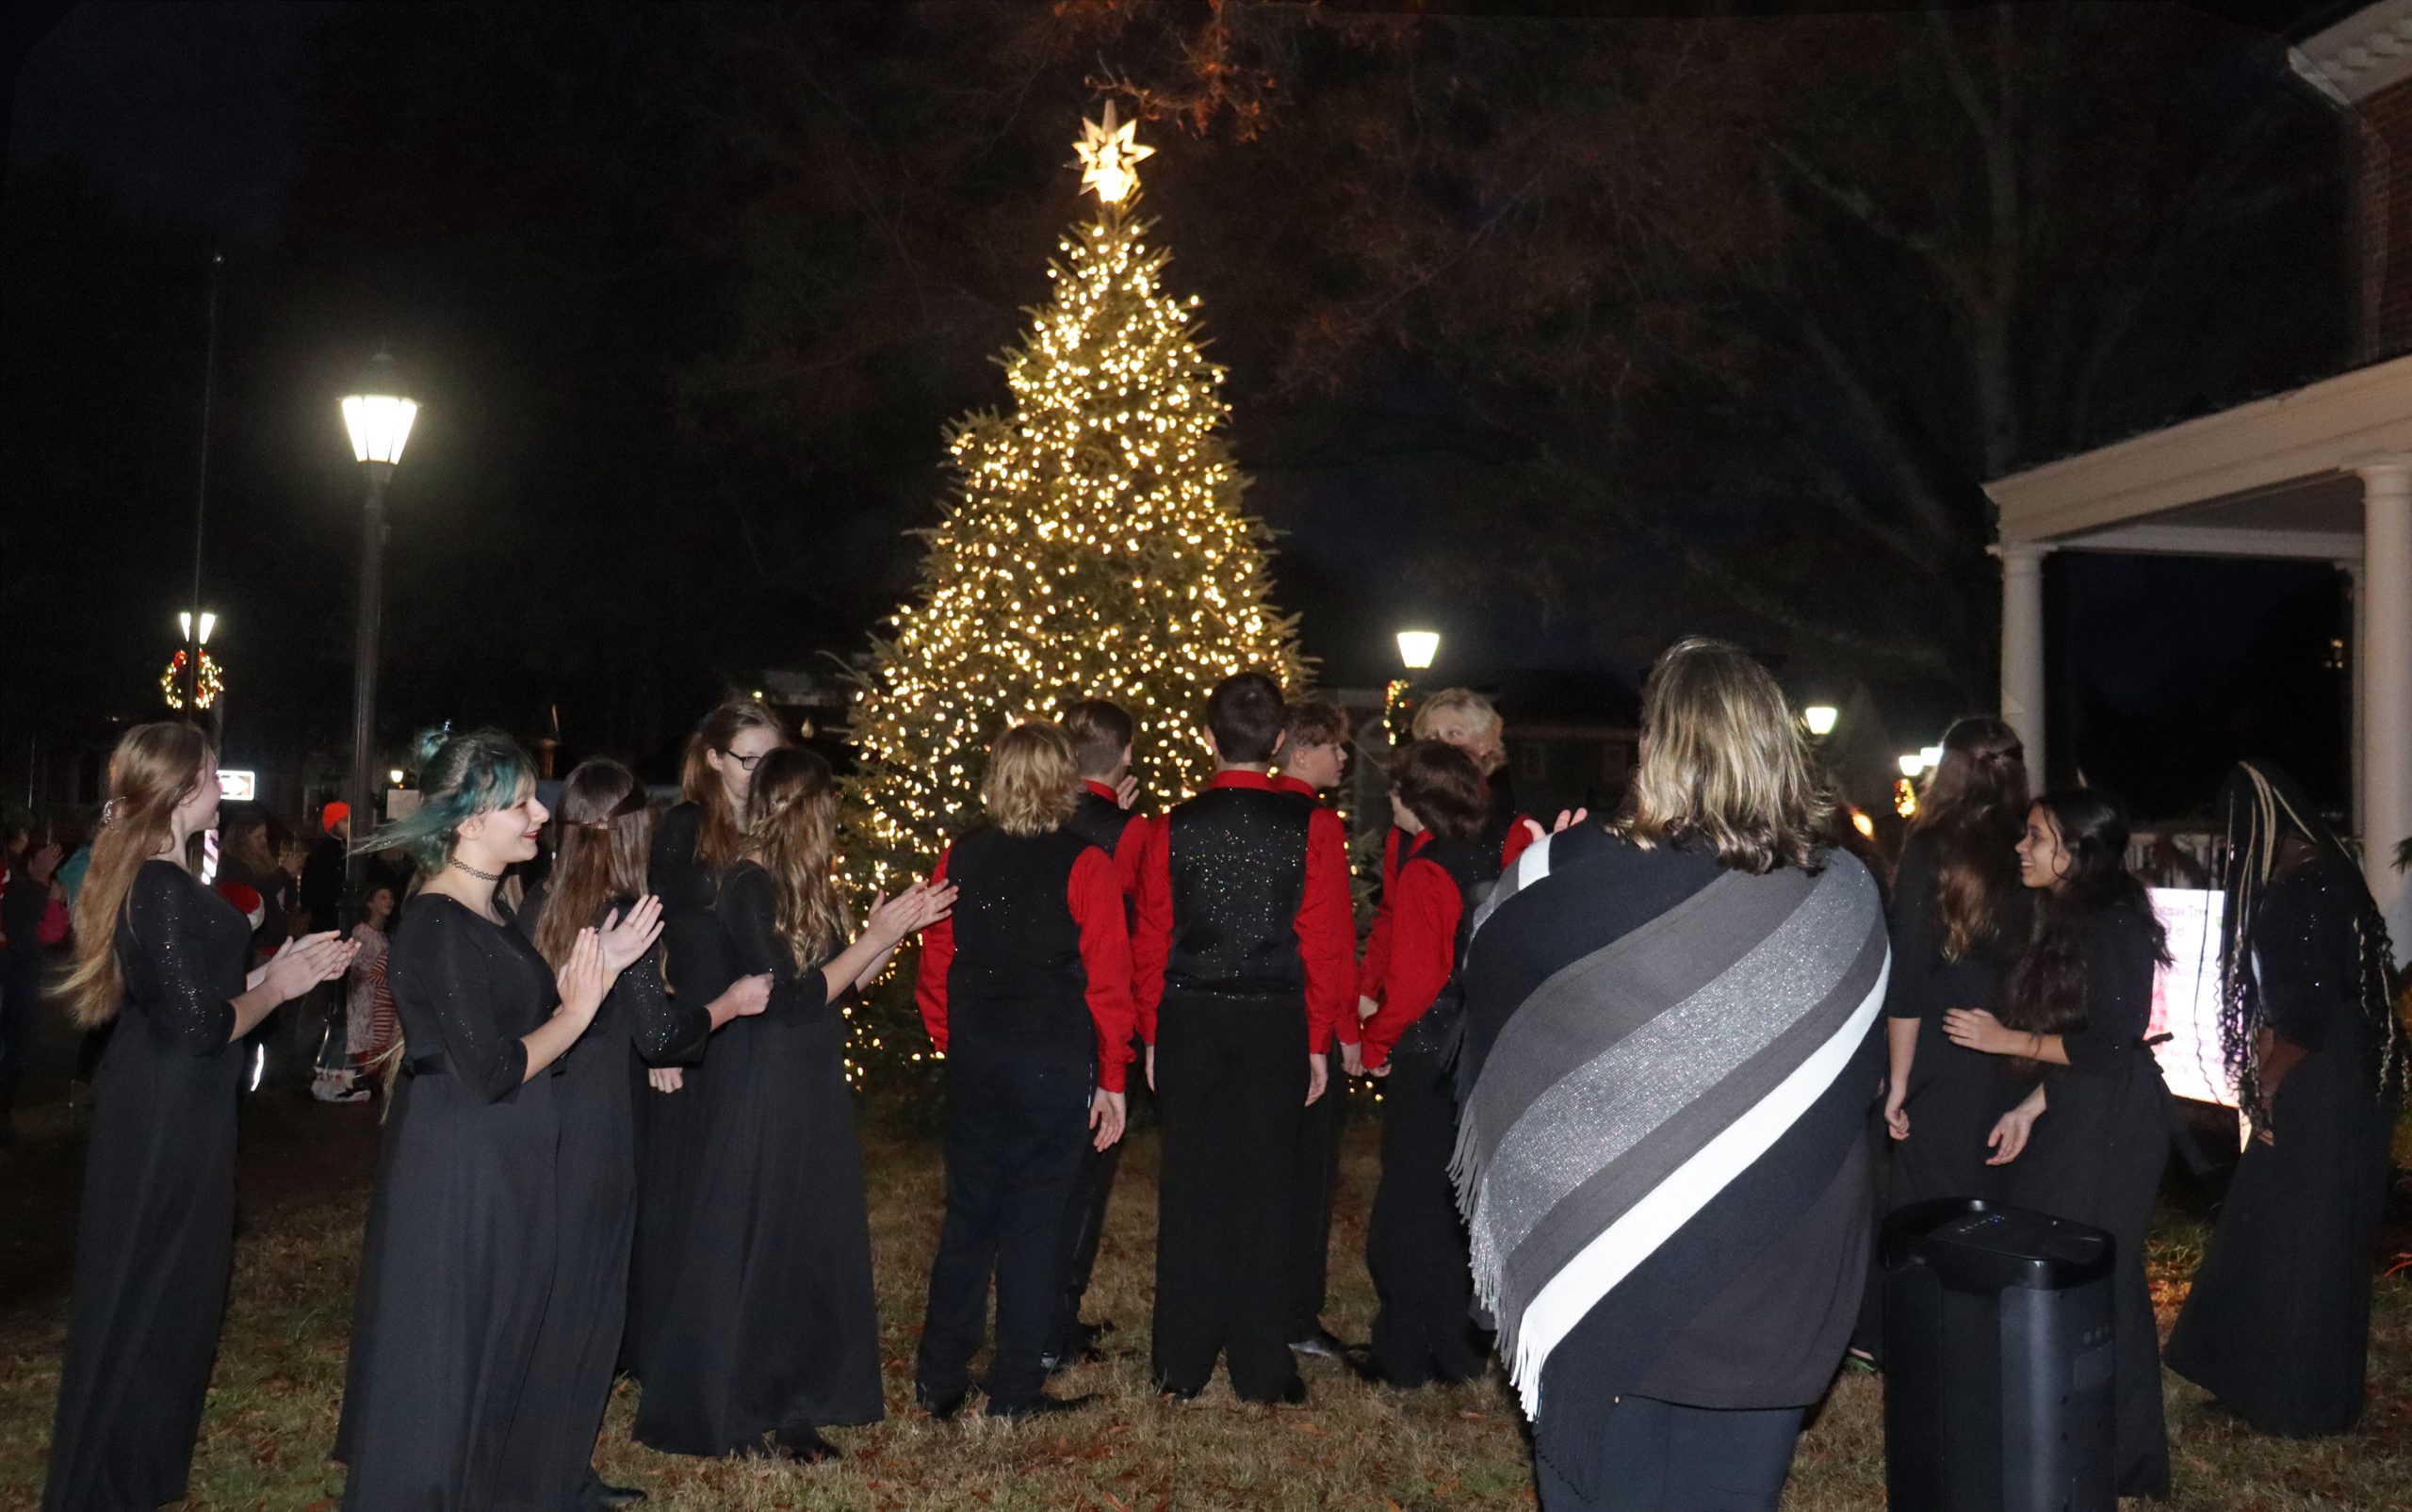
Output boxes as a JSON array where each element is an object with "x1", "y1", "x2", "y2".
[{"x1": 845, "y1": 106, "x2": 1305, "y2": 1083}]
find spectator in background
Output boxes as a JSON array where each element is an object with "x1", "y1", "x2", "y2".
[
  {"x1": 3, "y1": 817, "x2": 69, "y2": 1146},
  {"x1": 302, "y1": 803, "x2": 350, "y2": 934},
  {"x1": 216, "y1": 809, "x2": 293, "y2": 964}
]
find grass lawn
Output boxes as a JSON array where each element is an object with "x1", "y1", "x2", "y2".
[{"x1": 0, "y1": 1113, "x2": 2406, "y2": 1510}]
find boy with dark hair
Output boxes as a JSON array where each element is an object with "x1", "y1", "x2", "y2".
[
  {"x1": 1271, "y1": 697, "x2": 1358, "y2": 1358},
  {"x1": 1047, "y1": 696, "x2": 1153, "y2": 1368},
  {"x1": 1133, "y1": 671, "x2": 1354, "y2": 1405}
]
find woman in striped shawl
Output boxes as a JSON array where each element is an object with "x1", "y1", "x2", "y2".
[{"x1": 1455, "y1": 638, "x2": 1888, "y2": 1512}]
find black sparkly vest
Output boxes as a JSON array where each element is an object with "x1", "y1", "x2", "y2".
[
  {"x1": 943, "y1": 825, "x2": 1097, "y2": 1050},
  {"x1": 1163, "y1": 783, "x2": 1314, "y2": 1003},
  {"x1": 1393, "y1": 835, "x2": 1501, "y2": 1059}
]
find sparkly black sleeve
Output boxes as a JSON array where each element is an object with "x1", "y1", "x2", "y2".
[
  {"x1": 720, "y1": 867, "x2": 830, "y2": 1014},
  {"x1": 1883, "y1": 835, "x2": 1942, "y2": 1022},
  {"x1": 123, "y1": 864, "x2": 236, "y2": 1054},
  {"x1": 413, "y1": 906, "x2": 530, "y2": 1100},
  {"x1": 625, "y1": 948, "x2": 710, "y2": 1061}
]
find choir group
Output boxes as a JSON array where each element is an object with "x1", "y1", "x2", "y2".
[
  {"x1": 39, "y1": 671, "x2": 1546, "y2": 1511},
  {"x1": 35, "y1": 640, "x2": 2404, "y2": 1512}
]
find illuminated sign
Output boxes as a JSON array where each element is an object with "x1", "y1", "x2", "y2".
[{"x1": 217, "y1": 770, "x2": 257, "y2": 802}]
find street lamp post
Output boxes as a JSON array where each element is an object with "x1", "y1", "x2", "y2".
[{"x1": 340, "y1": 351, "x2": 417, "y2": 912}]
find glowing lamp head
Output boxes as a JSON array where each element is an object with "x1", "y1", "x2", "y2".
[
  {"x1": 1919, "y1": 744, "x2": 1943, "y2": 771},
  {"x1": 387, "y1": 769, "x2": 406, "y2": 787},
  {"x1": 1899, "y1": 753, "x2": 1927, "y2": 778},
  {"x1": 1395, "y1": 629, "x2": 1440, "y2": 671},
  {"x1": 1850, "y1": 809, "x2": 1877, "y2": 839},
  {"x1": 178, "y1": 610, "x2": 217, "y2": 645},
  {"x1": 1802, "y1": 704, "x2": 1838, "y2": 737},
  {"x1": 342, "y1": 350, "x2": 417, "y2": 465}
]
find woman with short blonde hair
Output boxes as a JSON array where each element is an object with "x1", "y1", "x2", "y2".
[
  {"x1": 914, "y1": 721, "x2": 1136, "y2": 1421},
  {"x1": 1411, "y1": 687, "x2": 1505, "y2": 773},
  {"x1": 1455, "y1": 638, "x2": 1885, "y2": 1512}
]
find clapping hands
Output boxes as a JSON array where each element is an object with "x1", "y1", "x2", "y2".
[
  {"x1": 866, "y1": 881, "x2": 957, "y2": 947},
  {"x1": 595, "y1": 896, "x2": 665, "y2": 972},
  {"x1": 263, "y1": 931, "x2": 359, "y2": 1003}
]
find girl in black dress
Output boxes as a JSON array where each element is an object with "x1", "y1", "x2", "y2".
[
  {"x1": 1944, "y1": 789, "x2": 2173, "y2": 1499},
  {"x1": 1881, "y1": 719, "x2": 2032, "y2": 1202},
  {"x1": 2166, "y1": 761, "x2": 2406, "y2": 1436},
  {"x1": 508, "y1": 759, "x2": 771, "y2": 1507},
  {"x1": 635, "y1": 746, "x2": 952, "y2": 1463},
  {"x1": 627, "y1": 700, "x2": 786, "y2": 1379},
  {"x1": 335, "y1": 730, "x2": 661, "y2": 1511},
  {"x1": 45, "y1": 723, "x2": 353, "y2": 1512}
]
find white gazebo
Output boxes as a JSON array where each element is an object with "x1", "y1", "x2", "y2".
[{"x1": 1983, "y1": 352, "x2": 2412, "y2": 952}]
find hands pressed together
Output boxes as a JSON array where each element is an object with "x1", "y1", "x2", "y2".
[{"x1": 261, "y1": 930, "x2": 360, "y2": 1003}]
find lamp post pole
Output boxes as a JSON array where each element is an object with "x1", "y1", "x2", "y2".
[
  {"x1": 347, "y1": 463, "x2": 391, "y2": 909},
  {"x1": 339, "y1": 349, "x2": 417, "y2": 917}
]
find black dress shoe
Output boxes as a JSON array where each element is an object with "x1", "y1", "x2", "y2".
[
  {"x1": 1155, "y1": 1377, "x2": 1205, "y2": 1404},
  {"x1": 1288, "y1": 1325, "x2": 1347, "y2": 1358},
  {"x1": 771, "y1": 1424, "x2": 841, "y2": 1463},
  {"x1": 919, "y1": 1386, "x2": 971, "y2": 1422},
  {"x1": 986, "y1": 1390, "x2": 1100, "y2": 1422},
  {"x1": 1338, "y1": 1346, "x2": 1392, "y2": 1387},
  {"x1": 1278, "y1": 1374, "x2": 1309, "y2": 1406},
  {"x1": 579, "y1": 1477, "x2": 647, "y2": 1508},
  {"x1": 1045, "y1": 1344, "x2": 1108, "y2": 1377}
]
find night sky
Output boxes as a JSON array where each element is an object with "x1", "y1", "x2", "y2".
[{"x1": 0, "y1": 1, "x2": 2359, "y2": 825}]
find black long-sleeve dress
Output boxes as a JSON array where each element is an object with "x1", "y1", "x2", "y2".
[
  {"x1": 2003, "y1": 904, "x2": 2173, "y2": 1500},
  {"x1": 500, "y1": 886, "x2": 710, "y2": 1504},
  {"x1": 335, "y1": 895, "x2": 565, "y2": 1511},
  {"x1": 2167, "y1": 854, "x2": 2396, "y2": 1436},
  {"x1": 633, "y1": 862, "x2": 883, "y2": 1454},
  {"x1": 626, "y1": 803, "x2": 730, "y2": 1379},
  {"x1": 44, "y1": 861, "x2": 248, "y2": 1512},
  {"x1": 1885, "y1": 833, "x2": 2029, "y2": 1206}
]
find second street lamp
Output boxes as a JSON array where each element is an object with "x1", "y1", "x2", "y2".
[{"x1": 340, "y1": 350, "x2": 417, "y2": 911}]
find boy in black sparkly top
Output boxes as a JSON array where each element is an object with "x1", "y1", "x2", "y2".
[{"x1": 1132, "y1": 672, "x2": 1354, "y2": 1404}]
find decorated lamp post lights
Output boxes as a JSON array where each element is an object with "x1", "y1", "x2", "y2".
[{"x1": 340, "y1": 350, "x2": 417, "y2": 907}]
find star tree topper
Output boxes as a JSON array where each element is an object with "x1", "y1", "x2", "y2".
[{"x1": 1074, "y1": 100, "x2": 1154, "y2": 204}]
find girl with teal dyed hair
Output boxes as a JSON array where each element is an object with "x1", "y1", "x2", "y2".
[{"x1": 334, "y1": 726, "x2": 666, "y2": 1511}]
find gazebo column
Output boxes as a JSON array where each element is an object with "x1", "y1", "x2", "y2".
[
  {"x1": 1997, "y1": 542, "x2": 2049, "y2": 786},
  {"x1": 2357, "y1": 459, "x2": 2412, "y2": 956}
]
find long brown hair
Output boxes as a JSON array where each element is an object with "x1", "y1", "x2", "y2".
[
  {"x1": 681, "y1": 700, "x2": 786, "y2": 874},
  {"x1": 61, "y1": 723, "x2": 213, "y2": 1028},
  {"x1": 531, "y1": 759, "x2": 652, "y2": 972},
  {"x1": 2002, "y1": 789, "x2": 2170, "y2": 1073},
  {"x1": 1614, "y1": 638, "x2": 1832, "y2": 875},
  {"x1": 744, "y1": 746, "x2": 848, "y2": 968},
  {"x1": 1911, "y1": 717, "x2": 2029, "y2": 961}
]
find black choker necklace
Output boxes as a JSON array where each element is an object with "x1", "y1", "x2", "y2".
[{"x1": 449, "y1": 858, "x2": 504, "y2": 883}]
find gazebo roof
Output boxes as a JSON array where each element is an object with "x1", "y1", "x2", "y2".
[{"x1": 1983, "y1": 350, "x2": 2407, "y2": 560}]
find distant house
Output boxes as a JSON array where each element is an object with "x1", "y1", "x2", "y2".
[{"x1": 1982, "y1": 1, "x2": 2412, "y2": 956}]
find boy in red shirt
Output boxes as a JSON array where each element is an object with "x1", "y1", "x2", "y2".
[{"x1": 1133, "y1": 673, "x2": 1353, "y2": 1404}]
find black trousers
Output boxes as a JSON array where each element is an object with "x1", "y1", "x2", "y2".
[
  {"x1": 1537, "y1": 1397, "x2": 1805, "y2": 1512},
  {"x1": 1050, "y1": 1118, "x2": 1122, "y2": 1357},
  {"x1": 1367, "y1": 1048, "x2": 1486, "y2": 1385},
  {"x1": 1152, "y1": 995, "x2": 1307, "y2": 1402},
  {"x1": 1283, "y1": 1070, "x2": 1346, "y2": 1339},
  {"x1": 917, "y1": 1033, "x2": 1093, "y2": 1410}
]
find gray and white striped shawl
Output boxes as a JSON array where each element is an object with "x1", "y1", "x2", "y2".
[{"x1": 1451, "y1": 835, "x2": 1889, "y2": 1415}]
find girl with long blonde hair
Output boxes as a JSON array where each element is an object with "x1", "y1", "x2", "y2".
[
  {"x1": 45, "y1": 723, "x2": 352, "y2": 1512},
  {"x1": 636, "y1": 745, "x2": 953, "y2": 1462}
]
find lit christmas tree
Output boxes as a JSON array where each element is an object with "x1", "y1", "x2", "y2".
[{"x1": 848, "y1": 104, "x2": 1305, "y2": 893}]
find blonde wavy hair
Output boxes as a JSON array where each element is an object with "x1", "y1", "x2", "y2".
[
  {"x1": 1411, "y1": 688, "x2": 1506, "y2": 774},
  {"x1": 1614, "y1": 637, "x2": 1832, "y2": 876},
  {"x1": 982, "y1": 723, "x2": 1080, "y2": 837},
  {"x1": 743, "y1": 746, "x2": 849, "y2": 968}
]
